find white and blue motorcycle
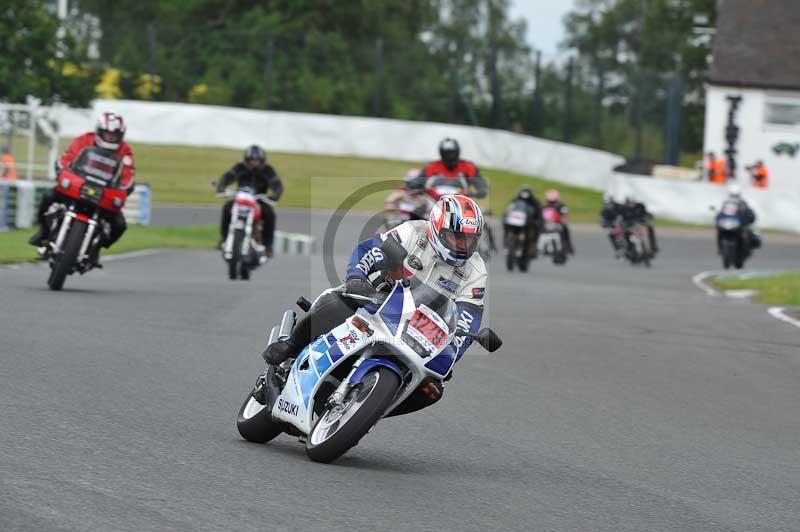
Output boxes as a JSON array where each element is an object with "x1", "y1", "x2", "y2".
[{"x1": 237, "y1": 239, "x2": 502, "y2": 463}]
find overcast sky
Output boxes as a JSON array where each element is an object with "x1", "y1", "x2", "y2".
[{"x1": 509, "y1": 0, "x2": 578, "y2": 57}]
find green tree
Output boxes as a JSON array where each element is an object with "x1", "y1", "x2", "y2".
[
  {"x1": 0, "y1": 0, "x2": 95, "y2": 105},
  {"x1": 562, "y1": 0, "x2": 716, "y2": 157}
]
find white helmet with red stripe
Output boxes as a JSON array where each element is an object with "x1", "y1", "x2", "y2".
[
  {"x1": 95, "y1": 112, "x2": 126, "y2": 150},
  {"x1": 427, "y1": 194, "x2": 483, "y2": 267}
]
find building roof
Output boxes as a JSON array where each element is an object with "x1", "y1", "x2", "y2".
[{"x1": 709, "y1": 0, "x2": 800, "y2": 91}]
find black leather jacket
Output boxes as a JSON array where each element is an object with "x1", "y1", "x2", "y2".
[{"x1": 217, "y1": 163, "x2": 283, "y2": 200}]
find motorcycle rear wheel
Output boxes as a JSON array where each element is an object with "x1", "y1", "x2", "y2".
[
  {"x1": 305, "y1": 367, "x2": 399, "y2": 463},
  {"x1": 48, "y1": 221, "x2": 86, "y2": 291}
]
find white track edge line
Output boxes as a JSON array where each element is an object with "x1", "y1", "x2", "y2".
[
  {"x1": 767, "y1": 307, "x2": 800, "y2": 329},
  {"x1": 691, "y1": 270, "x2": 720, "y2": 296},
  {"x1": 102, "y1": 249, "x2": 164, "y2": 262},
  {"x1": 2, "y1": 248, "x2": 163, "y2": 269}
]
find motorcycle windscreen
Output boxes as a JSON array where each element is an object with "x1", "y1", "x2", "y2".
[
  {"x1": 72, "y1": 147, "x2": 122, "y2": 185},
  {"x1": 399, "y1": 279, "x2": 457, "y2": 359}
]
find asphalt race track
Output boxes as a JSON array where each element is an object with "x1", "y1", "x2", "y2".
[{"x1": 2, "y1": 212, "x2": 799, "y2": 532}]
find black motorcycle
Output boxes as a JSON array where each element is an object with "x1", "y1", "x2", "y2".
[
  {"x1": 502, "y1": 199, "x2": 535, "y2": 272},
  {"x1": 716, "y1": 202, "x2": 757, "y2": 269},
  {"x1": 623, "y1": 220, "x2": 654, "y2": 267}
]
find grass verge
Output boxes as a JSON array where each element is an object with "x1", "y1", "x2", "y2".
[
  {"x1": 0, "y1": 225, "x2": 216, "y2": 264},
  {"x1": 712, "y1": 272, "x2": 800, "y2": 306},
  {"x1": 129, "y1": 143, "x2": 605, "y2": 222},
  {"x1": 22, "y1": 140, "x2": 698, "y2": 227}
]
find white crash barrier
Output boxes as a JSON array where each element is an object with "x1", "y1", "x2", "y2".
[
  {"x1": 608, "y1": 173, "x2": 800, "y2": 233},
  {"x1": 53, "y1": 100, "x2": 624, "y2": 192},
  {"x1": 47, "y1": 100, "x2": 799, "y2": 231},
  {"x1": 273, "y1": 231, "x2": 315, "y2": 255},
  {"x1": 0, "y1": 180, "x2": 151, "y2": 229}
]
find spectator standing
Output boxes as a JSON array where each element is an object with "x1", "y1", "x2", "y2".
[
  {"x1": 747, "y1": 160, "x2": 769, "y2": 189},
  {"x1": 1, "y1": 146, "x2": 17, "y2": 181},
  {"x1": 705, "y1": 151, "x2": 727, "y2": 184}
]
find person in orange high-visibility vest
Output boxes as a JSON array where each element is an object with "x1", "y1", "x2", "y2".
[
  {"x1": 705, "y1": 151, "x2": 727, "y2": 184},
  {"x1": 747, "y1": 160, "x2": 769, "y2": 189},
  {"x1": 1, "y1": 146, "x2": 17, "y2": 181}
]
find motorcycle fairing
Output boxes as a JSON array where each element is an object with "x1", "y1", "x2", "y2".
[{"x1": 272, "y1": 318, "x2": 372, "y2": 434}]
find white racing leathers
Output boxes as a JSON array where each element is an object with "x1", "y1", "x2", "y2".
[{"x1": 346, "y1": 220, "x2": 486, "y2": 361}]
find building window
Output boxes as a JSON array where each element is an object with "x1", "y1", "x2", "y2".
[{"x1": 765, "y1": 101, "x2": 800, "y2": 127}]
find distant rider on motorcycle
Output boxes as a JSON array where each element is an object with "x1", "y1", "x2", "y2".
[
  {"x1": 265, "y1": 194, "x2": 487, "y2": 412},
  {"x1": 29, "y1": 112, "x2": 135, "y2": 260},
  {"x1": 600, "y1": 193, "x2": 624, "y2": 253},
  {"x1": 504, "y1": 186, "x2": 541, "y2": 257},
  {"x1": 543, "y1": 189, "x2": 574, "y2": 255},
  {"x1": 621, "y1": 196, "x2": 658, "y2": 254},
  {"x1": 416, "y1": 138, "x2": 488, "y2": 200},
  {"x1": 217, "y1": 145, "x2": 283, "y2": 257},
  {"x1": 383, "y1": 169, "x2": 436, "y2": 226},
  {"x1": 717, "y1": 184, "x2": 758, "y2": 254}
]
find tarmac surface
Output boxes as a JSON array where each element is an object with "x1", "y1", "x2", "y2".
[{"x1": 2, "y1": 210, "x2": 799, "y2": 532}]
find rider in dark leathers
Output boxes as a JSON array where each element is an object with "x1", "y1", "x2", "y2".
[
  {"x1": 600, "y1": 194, "x2": 625, "y2": 253},
  {"x1": 716, "y1": 185, "x2": 758, "y2": 253},
  {"x1": 621, "y1": 197, "x2": 658, "y2": 254},
  {"x1": 217, "y1": 145, "x2": 283, "y2": 256},
  {"x1": 504, "y1": 186, "x2": 541, "y2": 257}
]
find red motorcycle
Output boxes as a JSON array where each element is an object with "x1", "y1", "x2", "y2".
[
  {"x1": 43, "y1": 147, "x2": 127, "y2": 290},
  {"x1": 537, "y1": 206, "x2": 568, "y2": 265}
]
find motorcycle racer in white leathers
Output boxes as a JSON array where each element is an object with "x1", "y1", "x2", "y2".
[{"x1": 264, "y1": 195, "x2": 487, "y2": 407}]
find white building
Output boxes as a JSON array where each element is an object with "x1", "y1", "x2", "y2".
[{"x1": 703, "y1": 0, "x2": 800, "y2": 192}]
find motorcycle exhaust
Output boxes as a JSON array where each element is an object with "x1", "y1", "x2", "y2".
[
  {"x1": 267, "y1": 326, "x2": 281, "y2": 346},
  {"x1": 277, "y1": 310, "x2": 296, "y2": 341}
]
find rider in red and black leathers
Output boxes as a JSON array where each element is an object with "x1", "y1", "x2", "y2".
[
  {"x1": 217, "y1": 145, "x2": 283, "y2": 254},
  {"x1": 30, "y1": 112, "x2": 135, "y2": 250},
  {"x1": 417, "y1": 138, "x2": 489, "y2": 199}
]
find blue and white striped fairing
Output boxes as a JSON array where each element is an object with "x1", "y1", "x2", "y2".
[{"x1": 293, "y1": 333, "x2": 348, "y2": 408}]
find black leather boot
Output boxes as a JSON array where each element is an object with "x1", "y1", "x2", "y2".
[{"x1": 262, "y1": 339, "x2": 299, "y2": 365}]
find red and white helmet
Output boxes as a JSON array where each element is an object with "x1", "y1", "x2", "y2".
[
  {"x1": 95, "y1": 112, "x2": 126, "y2": 150},
  {"x1": 427, "y1": 194, "x2": 483, "y2": 267},
  {"x1": 545, "y1": 189, "x2": 560, "y2": 203}
]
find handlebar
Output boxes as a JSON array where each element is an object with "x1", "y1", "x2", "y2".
[
  {"x1": 214, "y1": 191, "x2": 276, "y2": 205},
  {"x1": 341, "y1": 291, "x2": 386, "y2": 306}
]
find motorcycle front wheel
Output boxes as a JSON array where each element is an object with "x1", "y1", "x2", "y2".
[
  {"x1": 48, "y1": 220, "x2": 86, "y2": 291},
  {"x1": 305, "y1": 367, "x2": 399, "y2": 463},
  {"x1": 237, "y1": 371, "x2": 283, "y2": 444},
  {"x1": 228, "y1": 228, "x2": 244, "y2": 280}
]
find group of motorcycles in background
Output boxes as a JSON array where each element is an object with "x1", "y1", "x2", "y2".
[
  {"x1": 39, "y1": 155, "x2": 762, "y2": 292},
  {"x1": 382, "y1": 169, "x2": 498, "y2": 261},
  {"x1": 383, "y1": 172, "x2": 576, "y2": 273},
  {"x1": 599, "y1": 196, "x2": 659, "y2": 268},
  {"x1": 502, "y1": 189, "x2": 572, "y2": 271},
  {"x1": 597, "y1": 185, "x2": 762, "y2": 270}
]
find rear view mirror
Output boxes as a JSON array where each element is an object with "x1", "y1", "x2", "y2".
[
  {"x1": 474, "y1": 328, "x2": 502, "y2": 352},
  {"x1": 380, "y1": 237, "x2": 408, "y2": 270}
]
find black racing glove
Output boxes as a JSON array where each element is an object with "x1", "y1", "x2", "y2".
[{"x1": 345, "y1": 276, "x2": 377, "y2": 299}]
